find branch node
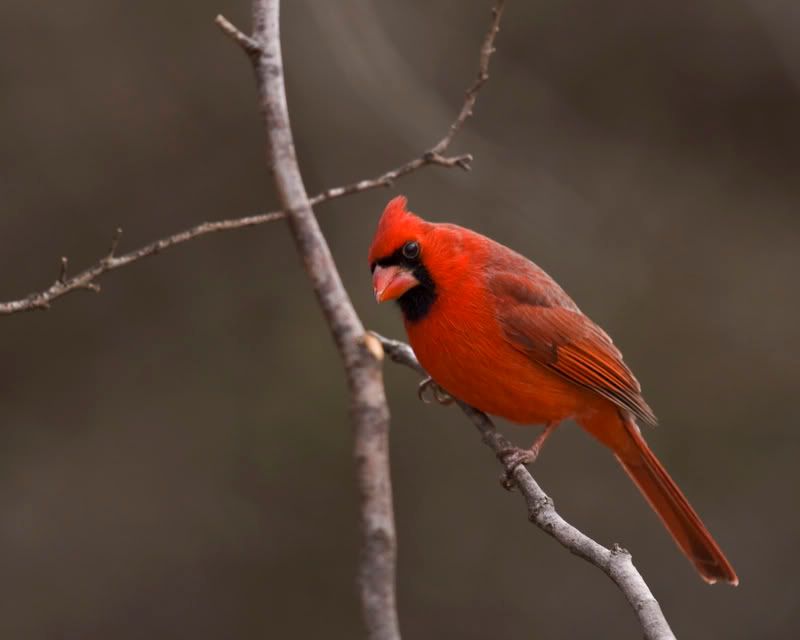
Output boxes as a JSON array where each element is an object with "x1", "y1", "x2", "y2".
[
  {"x1": 529, "y1": 494, "x2": 554, "y2": 521},
  {"x1": 363, "y1": 332, "x2": 385, "y2": 361},
  {"x1": 455, "y1": 154, "x2": 473, "y2": 170},
  {"x1": 500, "y1": 473, "x2": 516, "y2": 491},
  {"x1": 374, "y1": 176, "x2": 394, "y2": 189},
  {"x1": 423, "y1": 151, "x2": 474, "y2": 171}
]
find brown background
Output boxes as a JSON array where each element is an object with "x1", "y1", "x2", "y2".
[{"x1": 1, "y1": 1, "x2": 798, "y2": 638}]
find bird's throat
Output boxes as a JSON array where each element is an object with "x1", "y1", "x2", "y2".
[{"x1": 397, "y1": 284, "x2": 437, "y2": 323}]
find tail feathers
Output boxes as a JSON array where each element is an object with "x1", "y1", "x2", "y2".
[{"x1": 615, "y1": 416, "x2": 738, "y2": 585}]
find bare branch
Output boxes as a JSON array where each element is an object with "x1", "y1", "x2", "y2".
[
  {"x1": 375, "y1": 333, "x2": 677, "y2": 640},
  {"x1": 430, "y1": 0, "x2": 506, "y2": 155},
  {"x1": 0, "y1": 2, "x2": 505, "y2": 317},
  {"x1": 235, "y1": 0, "x2": 404, "y2": 637},
  {"x1": 0, "y1": 213, "x2": 283, "y2": 315}
]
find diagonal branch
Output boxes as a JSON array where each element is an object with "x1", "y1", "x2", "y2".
[
  {"x1": 374, "y1": 333, "x2": 677, "y2": 640},
  {"x1": 430, "y1": 1, "x2": 504, "y2": 156},
  {"x1": 0, "y1": 2, "x2": 506, "y2": 317}
]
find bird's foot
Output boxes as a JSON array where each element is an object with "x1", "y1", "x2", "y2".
[
  {"x1": 498, "y1": 445, "x2": 541, "y2": 469},
  {"x1": 497, "y1": 445, "x2": 542, "y2": 490},
  {"x1": 497, "y1": 422, "x2": 558, "y2": 489},
  {"x1": 417, "y1": 377, "x2": 453, "y2": 405}
]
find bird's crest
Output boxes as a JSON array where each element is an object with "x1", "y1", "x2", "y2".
[{"x1": 368, "y1": 196, "x2": 428, "y2": 266}]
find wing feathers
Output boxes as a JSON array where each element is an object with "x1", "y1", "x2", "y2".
[
  {"x1": 490, "y1": 269, "x2": 657, "y2": 426},
  {"x1": 555, "y1": 343, "x2": 657, "y2": 425}
]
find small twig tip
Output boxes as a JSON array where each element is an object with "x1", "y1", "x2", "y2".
[
  {"x1": 215, "y1": 13, "x2": 260, "y2": 56},
  {"x1": 59, "y1": 257, "x2": 68, "y2": 284}
]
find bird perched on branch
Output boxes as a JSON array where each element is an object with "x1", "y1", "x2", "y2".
[{"x1": 368, "y1": 195, "x2": 738, "y2": 586}]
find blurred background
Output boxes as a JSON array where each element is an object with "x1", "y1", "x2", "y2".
[{"x1": 1, "y1": 0, "x2": 798, "y2": 637}]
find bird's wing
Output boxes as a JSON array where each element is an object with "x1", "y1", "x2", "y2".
[{"x1": 490, "y1": 270, "x2": 657, "y2": 426}]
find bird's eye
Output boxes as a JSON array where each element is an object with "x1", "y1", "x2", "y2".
[{"x1": 402, "y1": 241, "x2": 420, "y2": 260}]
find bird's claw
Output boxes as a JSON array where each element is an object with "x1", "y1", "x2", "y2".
[
  {"x1": 497, "y1": 446, "x2": 540, "y2": 490},
  {"x1": 417, "y1": 377, "x2": 454, "y2": 405}
]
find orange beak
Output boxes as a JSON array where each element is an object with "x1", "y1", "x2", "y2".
[{"x1": 372, "y1": 265, "x2": 420, "y2": 303}]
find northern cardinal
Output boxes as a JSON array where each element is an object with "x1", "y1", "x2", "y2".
[{"x1": 369, "y1": 196, "x2": 738, "y2": 585}]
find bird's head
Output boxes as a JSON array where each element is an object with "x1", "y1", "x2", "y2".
[{"x1": 368, "y1": 196, "x2": 439, "y2": 322}]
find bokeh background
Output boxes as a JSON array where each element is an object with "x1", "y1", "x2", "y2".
[{"x1": 1, "y1": 0, "x2": 798, "y2": 638}]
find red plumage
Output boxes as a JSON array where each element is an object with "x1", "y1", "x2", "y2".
[{"x1": 369, "y1": 196, "x2": 738, "y2": 585}]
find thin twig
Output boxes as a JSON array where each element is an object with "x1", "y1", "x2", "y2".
[
  {"x1": 58, "y1": 257, "x2": 68, "y2": 285},
  {"x1": 0, "y1": 213, "x2": 283, "y2": 315},
  {"x1": 215, "y1": 14, "x2": 260, "y2": 56},
  {"x1": 375, "y1": 333, "x2": 677, "y2": 640},
  {"x1": 0, "y1": 4, "x2": 505, "y2": 317},
  {"x1": 430, "y1": 0, "x2": 505, "y2": 155}
]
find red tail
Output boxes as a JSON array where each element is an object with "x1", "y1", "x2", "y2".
[
  {"x1": 617, "y1": 416, "x2": 738, "y2": 584},
  {"x1": 583, "y1": 412, "x2": 738, "y2": 585}
]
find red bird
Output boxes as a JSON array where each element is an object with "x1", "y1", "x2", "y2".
[{"x1": 369, "y1": 196, "x2": 738, "y2": 585}]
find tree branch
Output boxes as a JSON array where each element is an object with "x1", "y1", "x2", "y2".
[
  {"x1": 375, "y1": 334, "x2": 677, "y2": 640},
  {"x1": 430, "y1": 1, "x2": 504, "y2": 156},
  {"x1": 226, "y1": 0, "x2": 406, "y2": 637},
  {"x1": 0, "y1": 2, "x2": 506, "y2": 317}
]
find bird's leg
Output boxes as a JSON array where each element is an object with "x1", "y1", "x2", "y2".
[
  {"x1": 498, "y1": 422, "x2": 559, "y2": 489},
  {"x1": 417, "y1": 376, "x2": 453, "y2": 405}
]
